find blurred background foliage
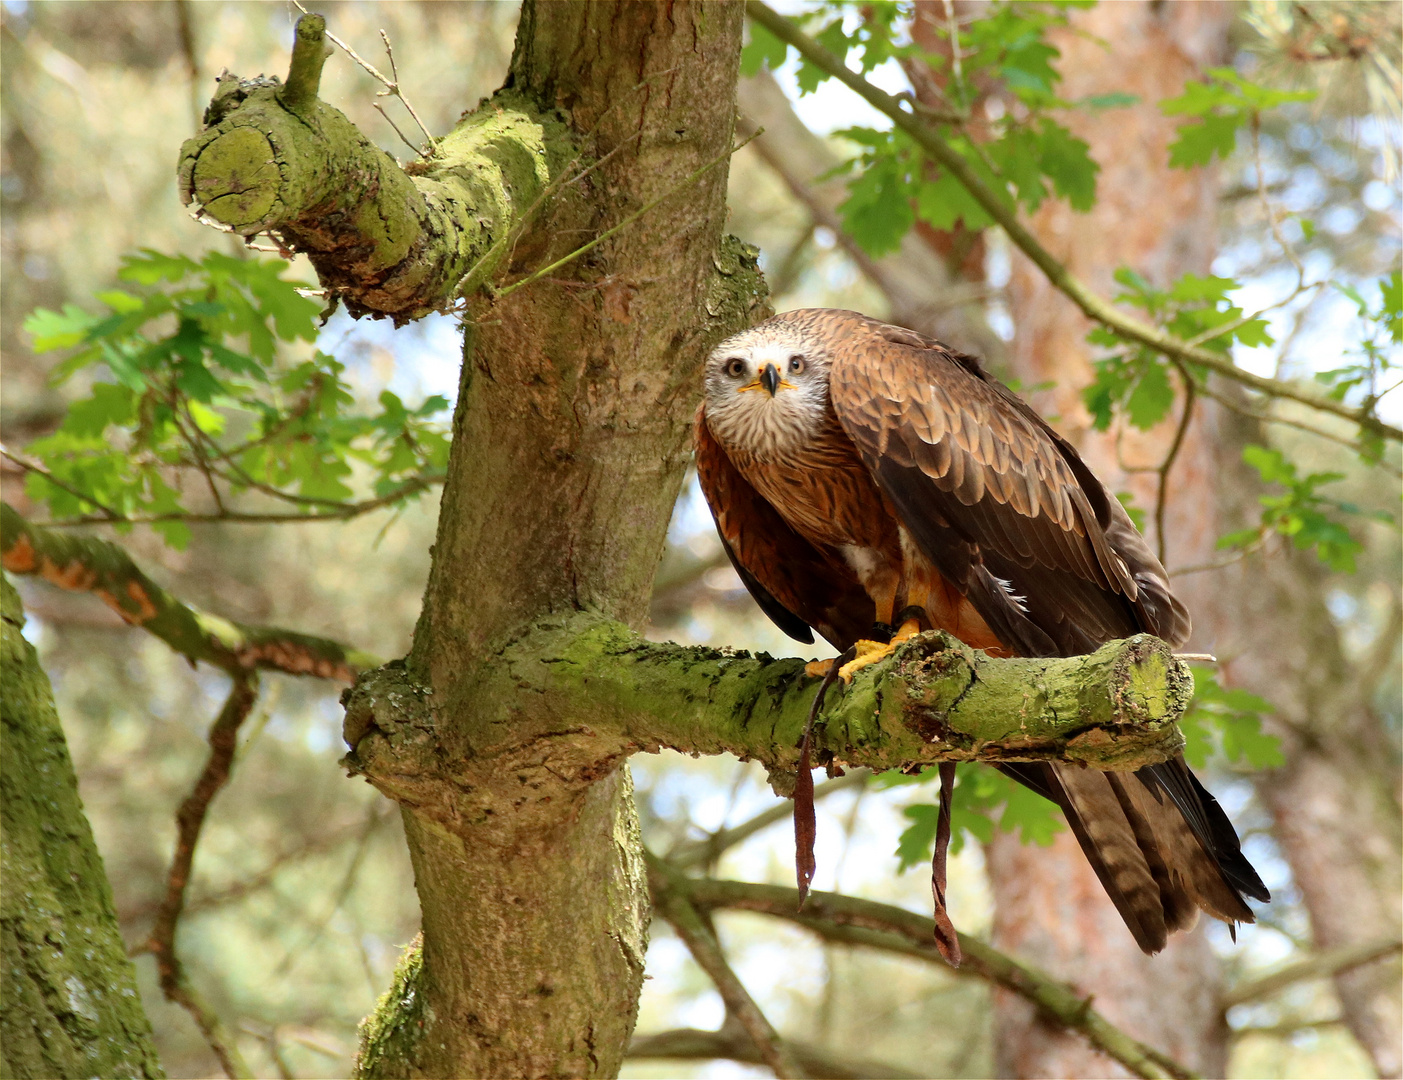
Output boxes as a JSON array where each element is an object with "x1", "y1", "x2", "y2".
[{"x1": 0, "y1": 2, "x2": 1397, "y2": 1078}]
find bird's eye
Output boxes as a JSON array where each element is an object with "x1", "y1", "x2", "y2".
[
  {"x1": 788, "y1": 355, "x2": 806, "y2": 374},
  {"x1": 724, "y1": 358, "x2": 747, "y2": 378}
]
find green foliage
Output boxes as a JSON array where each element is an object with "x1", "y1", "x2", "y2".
[
  {"x1": 1313, "y1": 273, "x2": 1401, "y2": 440},
  {"x1": 748, "y1": 3, "x2": 1108, "y2": 253},
  {"x1": 1085, "y1": 268, "x2": 1274, "y2": 432},
  {"x1": 1216, "y1": 444, "x2": 1390, "y2": 573},
  {"x1": 1179, "y1": 667, "x2": 1282, "y2": 770},
  {"x1": 21, "y1": 251, "x2": 449, "y2": 548},
  {"x1": 891, "y1": 762, "x2": 1064, "y2": 868},
  {"x1": 1161, "y1": 67, "x2": 1315, "y2": 168}
]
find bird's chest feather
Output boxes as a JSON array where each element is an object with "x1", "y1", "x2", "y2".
[{"x1": 731, "y1": 416, "x2": 898, "y2": 555}]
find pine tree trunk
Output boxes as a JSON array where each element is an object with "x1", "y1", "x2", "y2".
[
  {"x1": 1, "y1": 574, "x2": 164, "y2": 1080},
  {"x1": 992, "y1": 3, "x2": 1236, "y2": 1076}
]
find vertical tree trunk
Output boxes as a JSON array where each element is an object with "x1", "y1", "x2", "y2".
[
  {"x1": 990, "y1": 3, "x2": 1236, "y2": 1076},
  {"x1": 1208, "y1": 406, "x2": 1403, "y2": 1078},
  {"x1": 353, "y1": 4, "x2": 762, "y2": 1077},
  {"x1": 1, "y1": 574, "x2": 164, "y2": 1079}
]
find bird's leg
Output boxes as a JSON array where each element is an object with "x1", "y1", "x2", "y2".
[{"x1": 836, "y1": 605, "x2": 929, "y2": 683}]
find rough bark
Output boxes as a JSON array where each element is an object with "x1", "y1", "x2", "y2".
[
  {"x1": 991, "y1": 3, "x2": 1237, "y2": 1077},
  {"x1": 348, "y1": 4, "x2": 760, "y2": 1076},
  {"x1": 0, "y1": 573, "x2": 164, "y2": 1080}
]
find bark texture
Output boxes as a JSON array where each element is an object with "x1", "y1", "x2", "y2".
[
  {"x1": 1209, "y1": 409, "x2": 1402, "y2": 1077},
  {"x1": 352, "y1": 4, "x2": 761, "y2": 1076},
  {"x1": 0, "y1": 574, "x2": 164, "y2": 1080},
  {"x1": 991, "y1": 3, "x2": 1237, "y2": 1076}
]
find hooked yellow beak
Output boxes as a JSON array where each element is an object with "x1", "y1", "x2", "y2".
[{"x1": 739, "y1": 363, "x2": 795, "y2": 397}]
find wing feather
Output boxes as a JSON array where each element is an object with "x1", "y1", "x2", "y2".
[{"x1": 828, "y1": 317, "x2": 1189, "y2": 652}]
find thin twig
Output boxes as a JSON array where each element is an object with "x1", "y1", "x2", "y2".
[
  {"x1": 373, "y1": 101, "x2": 421, "y2": 156},
  {"x1": 146, "y1": 673, "x2": 260, "y2": 1080},
  {"x1": 290, "y1": 1, "x2": 436, "y2": 152},
  {"x1": 648, "y1": 856, "x2": 808, "y2": 1078},
  {"x1": 1154, "y1": 365, "x2": 1197, "y2": 565},
  {"x1": 1220, "y1": 937, "x2": 1403, "y2": 1010},
  {"x1": 679, "y1": 874, "x2": 1199, "y2": 1080},
  {"x1": 669, "y1": 771, "x2": 869, "y2": 870}
]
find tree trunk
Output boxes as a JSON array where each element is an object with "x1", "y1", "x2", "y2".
[
  {"x1": 991, "y1": 3, "x2": 1236, "y2": 1076},
  {"x1": 1208, "y1": 406, "x2": 1403, "y2": 1078},
  {"x1": 354, "y1": 4, "x2": 757, "y2": 1076},
  {"x1": 1, "y1": 574, "x2": 164, "y2": 1080}
]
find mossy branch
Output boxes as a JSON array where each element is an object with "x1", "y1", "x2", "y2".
[
  {"x1": 1, "y1": 502, "x2": 375, "y2": 680},
  {"x1": 341, "y1": 611, "x2": 1191, "y2": 824},
  {"x1": 177, "y1": 33, "x2": 569, "y2": 322}
]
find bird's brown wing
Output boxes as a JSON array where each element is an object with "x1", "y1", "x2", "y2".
[
  {"x1": 825, "y1": 315, "x2": 1263, "y2": 952},
  {"x1": 827, "y1": 316, "x2": 1189, "y2": 656},
  {"x1": 695, "y1": 406, "x2": 873, "y2": 650}
]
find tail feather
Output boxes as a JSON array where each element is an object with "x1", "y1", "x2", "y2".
[{"x1": 996, "y1": 755, "x2": 1267, "y2": 955}]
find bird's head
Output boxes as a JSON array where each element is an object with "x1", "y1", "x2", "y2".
[{"x1": 703, "y1": 317, "x2": 831, "y2": 460}]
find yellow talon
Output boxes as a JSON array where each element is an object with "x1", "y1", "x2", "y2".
[
  {"x1": 835, "y1": 619, "x2": 925, "y2": 683},
  {"x1": 804, "y1": 658, "x2": 836, "y2": 679}
]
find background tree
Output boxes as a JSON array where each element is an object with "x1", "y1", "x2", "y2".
[{"x1": 1, "y1": 2, "x2": 1397, "y2": 1078}]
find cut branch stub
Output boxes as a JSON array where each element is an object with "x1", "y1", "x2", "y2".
[{"x1": 177, "y1": 70, "x2": 569, "y2": 321}]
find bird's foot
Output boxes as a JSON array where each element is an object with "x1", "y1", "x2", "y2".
[
  {"x1": 804, "y1": 657, "x2": 836, "y2": 679},
  {"x1": 836, "y1": 618, "x2": 924, "y2": 682}
]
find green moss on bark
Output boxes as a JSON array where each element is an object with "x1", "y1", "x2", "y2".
[
  {"x1": 1, "y1": 575, "x2": 163, "y2": 1079},
  {"x1": 355, "y1": 932, "x2": 426, "y2": 1078}
]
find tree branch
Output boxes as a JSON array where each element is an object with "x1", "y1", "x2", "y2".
[
  {"x1": 146, "y1": 673, "x2": 260, "y2": 1080},
  {"x1": 342, "y1": 613, "x2": 1194, "y2": 824},
  {"x1": 1220, "y1": 938, "x2": 1403, "y2": 1010},
  {"x1": 743, "y1": 2, "x2": 1402, "y2": 444},
  {"x1": 177, "y1": 18, "x2": 572, "y2": 322},
  {"x1": 678, "y1": 875, "x2": 1198, "y2": 1080},
  {"x1": 1, "y1": 502, "x2": 376, "y2": 680},
  {"x1": 627, "y1": 1026, "x2": 925, "y2": 1080},
  {"x1": 650, "y1": 856, "x2": 807, "y2": 1078}
]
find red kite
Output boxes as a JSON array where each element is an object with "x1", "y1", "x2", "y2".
[{"x1": 695, "y1": 308, "x2": 1268, "y2": 954}]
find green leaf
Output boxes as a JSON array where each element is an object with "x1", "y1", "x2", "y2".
[
  {"x1": 1081, "y1": 92, "x2": 1139, "y2": 109},
  {"x1": 1125, "y1": 359, "x2": 1174, "y2": 429},
  {"x1": 838, "y1": 157, "x2": 914, "y2": 257},
  {"x1": 896, "y1": 804, "x2": 941, "y2": 872},
  {"x1": 1167, "y1": 112, "x2": 1239, "y2": 168},
  {"x1": 25, "y1": 304, "x2": 102, "y2": 351},
  {"x1": 63, "y1": 383, "x2": 137, "y2": 437},
  {"x1": 1036, "y1": 119, "x2": 1097, "y2": 210},
  {"x1": 740, "y1": 20, "x2": 789, "y2": 78}
]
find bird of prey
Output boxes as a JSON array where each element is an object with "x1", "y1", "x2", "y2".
[{"x1": 695, "y1": 308, "x2": 1268, "y2": 954}]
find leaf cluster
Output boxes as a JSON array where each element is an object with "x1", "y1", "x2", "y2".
[
  {"x1": 1161, "y1": 67, "x2": 1315, "y2": 169},
  {"x1": 744, "y1": 2, "x2": 1105, "y2": 257},
  {"x1": 1084, "y1": 268, "x2": 1274, "y2": 432},
  {"x1": 1179, "y1": 667, "x2": 1282, "y2": 770},
  {"x1": 888, "y1": 762, "x2": 1065, "y2": 868},
  {"x1": 20, "y1": 251, "x2": 449, "y2": 548},
  {"x1": 1218, "y1": 444, "x2": 1391, "y2": 573}
]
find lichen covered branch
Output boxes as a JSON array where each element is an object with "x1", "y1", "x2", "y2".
[
  {"x1": 341, "y1": 611, "x2": 1191, "y2": 833},
  {"x1": 176, "y1": 15, "x2": 570, "y2": 321},
  {"x1": 2, "y1": 502, "x2": 375, "y2": 680}
]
